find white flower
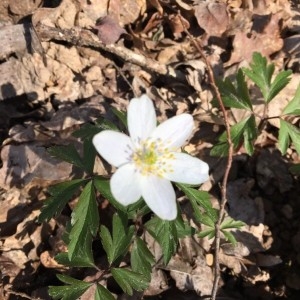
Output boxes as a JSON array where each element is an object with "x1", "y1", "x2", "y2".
[{"x1": 93, "y1": 95, "x2": 209, "y2": 220}]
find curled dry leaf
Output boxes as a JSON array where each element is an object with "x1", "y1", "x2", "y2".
[{"x1": 40, "y1": 251, "x2": 65, "y2": 269}]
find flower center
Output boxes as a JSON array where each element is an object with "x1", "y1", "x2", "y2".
[
  {"x1": 131, "y1": 138, "x2": 174, "y2": 177},
  {"x1": 140, "y1": 149, "x2": 157, "y2": 165}
]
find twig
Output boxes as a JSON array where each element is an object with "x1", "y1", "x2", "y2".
[
  {"x1": 179, "y1": 16, "x2": 234, "y2": 300},
  {"x1": 35, "y1": 23, "x2": 178, "y2": 79}
]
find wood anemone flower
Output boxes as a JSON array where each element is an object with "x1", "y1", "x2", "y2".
[{"x1": 93, "y1": 95, "x2": 209, "y2": 220}]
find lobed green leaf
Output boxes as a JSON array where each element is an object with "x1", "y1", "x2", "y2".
[
  {"x1": 217, "y1": 70, "x2": 252, "y2": 110},
  {"x1": 131, "y1": 237, "x2": 154, "y2": 281},
  {"x1": 49, "y1": 275, "x2": 92, "y2": 300},
  {"x1": 145, "y1": 217, "x2": 178, "y2": 264},
  {"x1": 210, "y1": 115, "x2": 257, "y2": 156},
  {"x1": 111, "y1": 268, "x2": 149, "y2": 296},
  {"x1": 100, "y1": 213, "x2": 134, "y2": 265},
  {"x1": 38, "y1": 179, "x2": 87, "y2": 222},
  {"x1": 283, "y1": 84, "x2": 300, "y2": 115},
  {"x1": 243, "y1": 52, "x2": 292, "y2": 103},
  {"x1": 68, "y1": 181, "x2": 99, "y2": 265},
  {"x1": 279, "y1": 120, "x2": 300, "y2": 155},
  {"x1": 95, "y1": 284, "x2": 115, "y2": 300},
  {"x1": 47, "y1": 144, "x2": 85, "y2": 170},
  {"x1": 177, "y1": 183, "x2": 218, "y2": 223}
]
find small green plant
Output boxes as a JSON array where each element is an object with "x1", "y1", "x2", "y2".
[
  {"x1": 212, "y1": 52, "x2": 299, "y2": 157},
  {"x1": 39, "y1": 52, "x2": 299, "y2": 299}
]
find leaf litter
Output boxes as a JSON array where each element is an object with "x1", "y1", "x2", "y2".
[{"x1": 0, "y1": 0, "x2": 300, "y2": 299}]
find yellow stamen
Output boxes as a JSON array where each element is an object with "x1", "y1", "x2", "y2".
[{"x1": 132, "y1": 138, "x2": 175, "y2": 176}]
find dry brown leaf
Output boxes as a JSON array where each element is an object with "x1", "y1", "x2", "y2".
[
  {"x1": 0, "y1": 255, "x2": 21, "y2": 279},
  {"x1": 2, "y1": 210, "x2": 40, "y2": 270},
  {"x1": 40, "y1": 251, "x2": 65, "y2": 269},
  {"x1": 167, "y1": 14, "x2": 190, "y2": 38},
  {"x1": 94, "y1": 15, "x2": 127, "y2": 44},
  {"x1": 0, "y1": 144, "x2": 72, "y2": 189},
  {"x1": 119, "y1": 0, "x2": 146, "y2": 25},
  {"x1": 165, "y1": 255, "x2": 214, "y2": 296},
  {"x1": 9, "y1": 0, "x2": 42, "y2": 17},
  {"x1": 226, "y1": 13, "x2": 283, "y2": 66},
  {"x1": 194, "y1": 2, "x2": 229, "y2": 37}
]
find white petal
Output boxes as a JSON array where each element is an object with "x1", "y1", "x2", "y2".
[
  {"x1": 163, "y1": 152, "x2": 209, "y2": 184},
  {"x1": 151, "y1": 114, "x2": 194, "y2": 149},
  {"x1": 110, "y1": 164, "x2": 142, "y2": 205},
  {"x1": 140, "y1": 175, "x2": 177, "y2": 220},
  {"x1": 93, "y1": 130, "x2": 133, "y2": 167},
  {"x1": 128, "y1": 94, "x2": 157, "y2": 143}
]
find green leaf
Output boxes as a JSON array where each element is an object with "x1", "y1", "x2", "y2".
[
  {"x1": 68, "y1": 181, "x2": 99, "y2": 266},
  {"x1": 99, "y1": 225, "x2": 113, "y2": 263},
  {"x1": 95, "y1": 284, "x2": 115, "y2": 300},
  {"x1": 97, "y1": 117, "x2": 120, "y2": 131},
  {"x1": 243, "y1": 115, "x2": 257, "y2": 155},
  {"x1": 243, "y1": 52, "x2": 291, "y2": 103},
  {"x1": 220, "y1": 217, "x2": 245, "y2": 245},
  {"x1": 174, "y1": 216, "x2": 195, "y2": 238},
  {"x1": 111, "y1": 268, "x2": 149, "y2": 295},
  {"x1": 145, "y1": 218, "x2": 177, "y2": 264},
  {"x1": 55, "y1": 252, "x2": 95, "y2": 268},
  {"x1": 72, "y1": 123, "x2": 102, "y2": 139},
  {"x1": 47, "y1": 144, "x2": 85, "y2": 170},
  {"x1": 82, "y1": 138, "x2": 97, "y2": 174},
  {"x1": 131, "y1": 237, "x2": 155, "y2": 281},
  {"x1": 100, "y1": 213, "x2": 134, "y2": 265},
  {"x1": 210, "y1": 115, "x2": 257, "y2": 156},
  {"x1": 38, "y1": 179, "x2": 87, "y2": 222},
  {"x1": 220, "y1": 218, "x2": 245, "y2": 230},
  {"x1": 217, "y1": 70, "x2": 252, "y2": 110},
  {"x1": 283, "y1": 84, "x2": 300, "y2": 115},
  {"x1": 49, "y1": 274, "x2": 92, "y2": 300},
  {"x1": 268, "y1": 69, "x2": 292, "y2": 102},
  {"x1": 177, "y1": 184, "x2": 217, "y2": 222},
  {"x1": 93, "y1": 176, "x2": 126, "y2": 211},
  {"x1": 279, "y1": 119, "x2": 300, "y2": 155},
  {"x1": 243, "y1": 52, "x2": 273, "y2": 102},
  {"x1": 111, "y1": 107, "x2": 127, "y2": 128},
  {"x1": 196, "y1": 213, "x2": 216, "y2": 227},
  {"x1": 198, "y1": 228, "x2": 215, "y2": 239},
  {"x1": 222, "y1": 230, "x2": 237, "y2": 245}
]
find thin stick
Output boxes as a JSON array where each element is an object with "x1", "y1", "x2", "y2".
[
  {"x1": 179, "y1": 16, "x2": 234, "y2": 300},
  {"x1": 35, "y1": 23, "x2": 178, "y2": 79}
]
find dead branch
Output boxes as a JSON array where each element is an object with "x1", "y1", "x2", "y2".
[
  {"x1": 179, "y1": 16, "x2": 234, "y2": 300},
  {"x1": 35, "y1": 23, "x2": 178, "y2": 79}
]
